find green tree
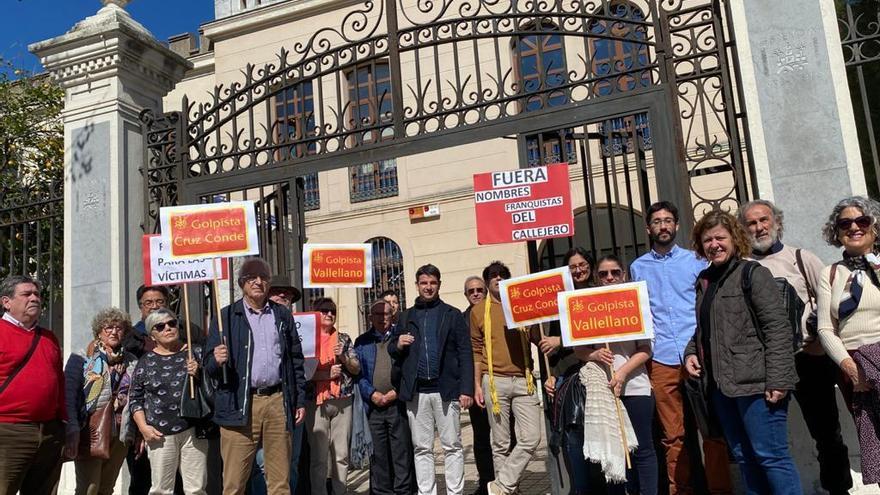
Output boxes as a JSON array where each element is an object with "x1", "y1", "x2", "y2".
[{"x1": 0, "y1": 59, "x2": 64, "y2": 201}]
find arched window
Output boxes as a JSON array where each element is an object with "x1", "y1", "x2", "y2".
[
  {"x1": 589, "y1": 2, "x2": 652, "y2": 155},
  {"x1": 359, "y1": 237, "x2": 406, "y2": 332},
  {"x1": 515, "y1": 23, "x2": 576, "y2": 165}
]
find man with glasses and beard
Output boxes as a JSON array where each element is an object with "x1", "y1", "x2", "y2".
[
  {"x1": 204, "y1": 258, "x2": 306, "y2": 495},
  {"x1": 629, "y1": 201, "x2": 733, "y2": 494},
  {"x1": 739, "y1": 199, "x2": 852, "y2": 495}
]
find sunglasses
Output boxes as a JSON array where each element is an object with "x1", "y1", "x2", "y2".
[
  {"x1": 466, "y1": 288, "x2": 485, "y2": 295},
  {"x1": 598, "y1": 269, "x2": 623, "y2": 278},
  {"x1": 319, "y1": 308, "x2": 337, "y2": 316},
  {"x1": 837, "y1": 215, "x2": 873, "y2": 231},
  {"x1": 152, "y1": 319, "x2": 178, "y2": 332}
]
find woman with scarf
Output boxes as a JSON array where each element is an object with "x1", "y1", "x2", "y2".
[
  {"x1": 577, "y1": 255, "x2": 656, "y2": 495},
  {"x1": 817, "y1": 195, "x2": 880, "y2": 484},
  {"x1": 129, "y1": 308, "x2": 208, "y2": 495},
  {"x1": 684, "y1": 210, "x2": 801, "y2": 494},
  {"x1": 305, "y1": 297, "x2": 361, "y2": 495},
  {"x1": 63, "y1": 307, "x2": 137, "y2": 495}
]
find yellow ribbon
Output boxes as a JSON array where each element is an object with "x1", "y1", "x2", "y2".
[
  {"x1": 484, "y1": 299, "x2": 535, "y2": 417},
  {"x1": 484, "y1": 299, "x2": 501, "y2": 415}
]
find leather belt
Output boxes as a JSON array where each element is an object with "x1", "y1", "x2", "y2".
[{"x1": 253, "y1": 383, "x2": 282, "y2": 396}]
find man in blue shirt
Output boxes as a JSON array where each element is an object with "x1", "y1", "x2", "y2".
[{"x1": 630, "y1": 201, "x2": 732, "y2": 494}]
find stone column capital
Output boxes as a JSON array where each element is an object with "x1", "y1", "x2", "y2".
[{"x1": 29, "y1": 4, "x2": 191, "y2": 96}]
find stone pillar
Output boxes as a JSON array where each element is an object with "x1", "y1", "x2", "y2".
[
  {"x1": 730, "y1": 2, "x2": 874, "y2": 492},
  {"x1": 730, "y1": 0, "x2": 866, "y2": 263},
  {"x1": 31, "y1": 0, "x2": 190, "y2": 354}
]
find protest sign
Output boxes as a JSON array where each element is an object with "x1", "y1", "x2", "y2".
[
  {"x1": 473, "y1": 163, "x2": 574, "y2": 245},
  {"x1": 293, "y1": 312, "x2": 320, "y2": 359},
  {"x1": 159, "y1": 201, "x2": 259, "y2": 259},
  {"x1": 303, "y1": 243, "x2": 372, "y2": 288},
  {"x1": 499, "y1": 267, "x2": 574, "y2": 328},
  {"x1": 558, "y1": 281, "x2": 653, "y2": 346},
  {"x1": 141, "y1": 234, "x2": 229, "y2": 286}
]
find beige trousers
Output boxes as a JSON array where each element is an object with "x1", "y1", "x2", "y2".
[
  {"x1": 74, "y1": 436, "x2": 128, "y2": 495},
  {"x1": 305, "y1": 396, "x2": 352, "y2": 495},
  {"x1": 220, "y1": 392, "x2": 291, "y2": 495},
  {"x1": 482, "y1": 374, "x2": 542, "y2": 494},
  {"x1": 145, "y1": 428, "x2": 208, "y2": 495}
]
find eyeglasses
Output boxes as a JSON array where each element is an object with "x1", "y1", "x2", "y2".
[
  {"x1": 371, "y1": 311, "x2": 393, "y2": 317},
  {"x1": 269, "y1": 291, "x2": 292, "y2": 299},
  {"x1": 152, "y1": 319, "x2": 178, "y2": 332},
  {"x1": 140, "y1": 298, "x2": 166, "y2": 308},
  {"x1": 243, "y1": 275, "x2": 269, "y2": 285},
  {"x1": 102, "y1": 325, "x2": 125, "y2": 334},
  {"x1": 569, "y1": 262, "x2": 590, "y2": 271},
  {"x1": 598, "y1": 269, "x2": 623, "y2": 278},
  {"x1": 650, "y1": 217, "x2": 676, "y2": 227},
  {"x1": 319, "y1": 308, "x2": 337, "y2": 316},
  {"x1": 466, "y1": 288, "x2": 485, "y2": 295},
  {"x1": 836, "y1": 215, "x2": 873, "y2": 231}
]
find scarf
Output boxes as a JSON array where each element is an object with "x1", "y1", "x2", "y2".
[
  {"x1": 484, "y1": 299, "x2": 534, "y2": 415},
  {"x1": 348, "y1": 384, "x2": 373, "y2": 469},
  {"x1": 838, "y1": 253, "x2": 880, "y2": 320},
  {"x1": 82, "y1": 341, "x2": 130, "y2": 431},
  {"x1": 315, "y1": 330, "x2": 341, "y2": 405},
  {"x1": 579, "y1": 362, "x2": 637, "y2": 484}
]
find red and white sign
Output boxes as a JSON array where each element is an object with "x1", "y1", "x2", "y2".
[
  {"x1": 558, "y1": 281, "x2": 654, "y2": 347},
  {"x1": 499, "y1": 267, "x2": 574, "y2": 328},
  {"x1": 473, "y1": 163, "x2": 574, "y2": 245},
  {"x1": 293, "y1": 312, "x2": 320, "y2": 359},
  {"x1": 159, "y1": 201, "x2": 259, "y2": 260},
  {"x1": 141, "y1": 234, "x2": 229, "y2": 286},
  {"x1": 303, "y1": 244, "x2": 373, "y2": 288}
]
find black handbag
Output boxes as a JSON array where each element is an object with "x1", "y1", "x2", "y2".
[{"x1": 683, "y1": 374, "x2": 723, "y2": 439}]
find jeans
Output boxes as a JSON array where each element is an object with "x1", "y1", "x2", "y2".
[
  {"x1": 793, "y1": 352, "x2": 852, "y2": 494},
  {"x1": 711, "y1": 390, "x2": 802, "y2": 495},
  {"x1": 620, "y1": 395, "x2": 658, "y2": 495},
  {"x1": 562, "y1": 427, "x2": 614, "y2": 495}
]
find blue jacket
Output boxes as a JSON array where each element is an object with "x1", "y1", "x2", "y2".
[
  {"x1": 203, "y1": 299, "x2": 306, "y2": 429},
  {"x1": 354, "y1": 327, "x2": 400, "y2": 413},
  {"x1": 388, "y1": 298, "x2": 474, "y2": 402}
]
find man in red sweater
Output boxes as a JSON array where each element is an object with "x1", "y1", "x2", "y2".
[{"x1": 0, "y1": 275, "x2": 66, "y2": 495}]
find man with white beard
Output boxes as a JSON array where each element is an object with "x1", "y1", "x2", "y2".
[{"x1": 739, "y1": 199, "x2": 852, "y2": 495}]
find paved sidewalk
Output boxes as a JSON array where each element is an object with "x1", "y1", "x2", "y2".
[{"x1": 347, "y1": 409, "x2": 553, "y2": 494}]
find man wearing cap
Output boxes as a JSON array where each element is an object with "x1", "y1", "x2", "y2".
[{"x1": 204, "y1": 258, "x2": 306, "y2": 495}]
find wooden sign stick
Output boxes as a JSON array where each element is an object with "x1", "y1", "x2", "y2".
[
  {"x1": 181, "y1": 283, "x2": 195, "y2": 399},
  {"x1": 605, "y1": 342, "x2": 632, "y2": 470},
  {"x1": 213, "y1": 258, "x2": 229, "y2": 385}
]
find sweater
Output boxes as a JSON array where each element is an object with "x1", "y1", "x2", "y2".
[
  {"x1": 0, "y1": 319, "x2": 65, "y2": 423},
  {"x1": 818, "y1": 263, "x2": 880, "y2": 366},
  {"x1": 470, "y1": 298, "x2": 534, "y2": 377},
  {"x1": 751, "y1": 243, "x2": 824, "y2": 347}
]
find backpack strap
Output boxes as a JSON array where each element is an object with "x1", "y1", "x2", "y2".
[
  {"x1": 795, "y1": 248, "x2": 816, "y2": 310},
  {"x1": 740, "y1": 261, "x2": 765, "y2": 344},
  {"x1": 829, "y1": 262, "x2": 840, "y2": 288},
  {"x1": 0, "y1": 328, "x2": 42, "y2": 397}
]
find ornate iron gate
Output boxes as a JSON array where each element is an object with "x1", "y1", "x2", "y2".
[
  {"x1": 141, "y1": 0, "x2": 754, "y2": 307},
  {"x1": 839, "y1": 0, "x2": 880, "y2": 196}
]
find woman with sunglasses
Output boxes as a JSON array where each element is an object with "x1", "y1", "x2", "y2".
[
  {"x1": 574, "y1": 255, "x2": 657, "y2": 494},
  {"x1": 818, "y1": 196, "x2": 880, "y2": 484},
  {"x1": 63, "y1": 307, "x2": 138, "y2": 495},
  {"x1": 129, "y1": 308, "x2": 208, "y2": 494},
  {"x1": 684, "y1": 210, "x2": 800, "y2": 494},
  {"x1": 306, "y1": 297, "x2": 361, "y2": 495}
]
